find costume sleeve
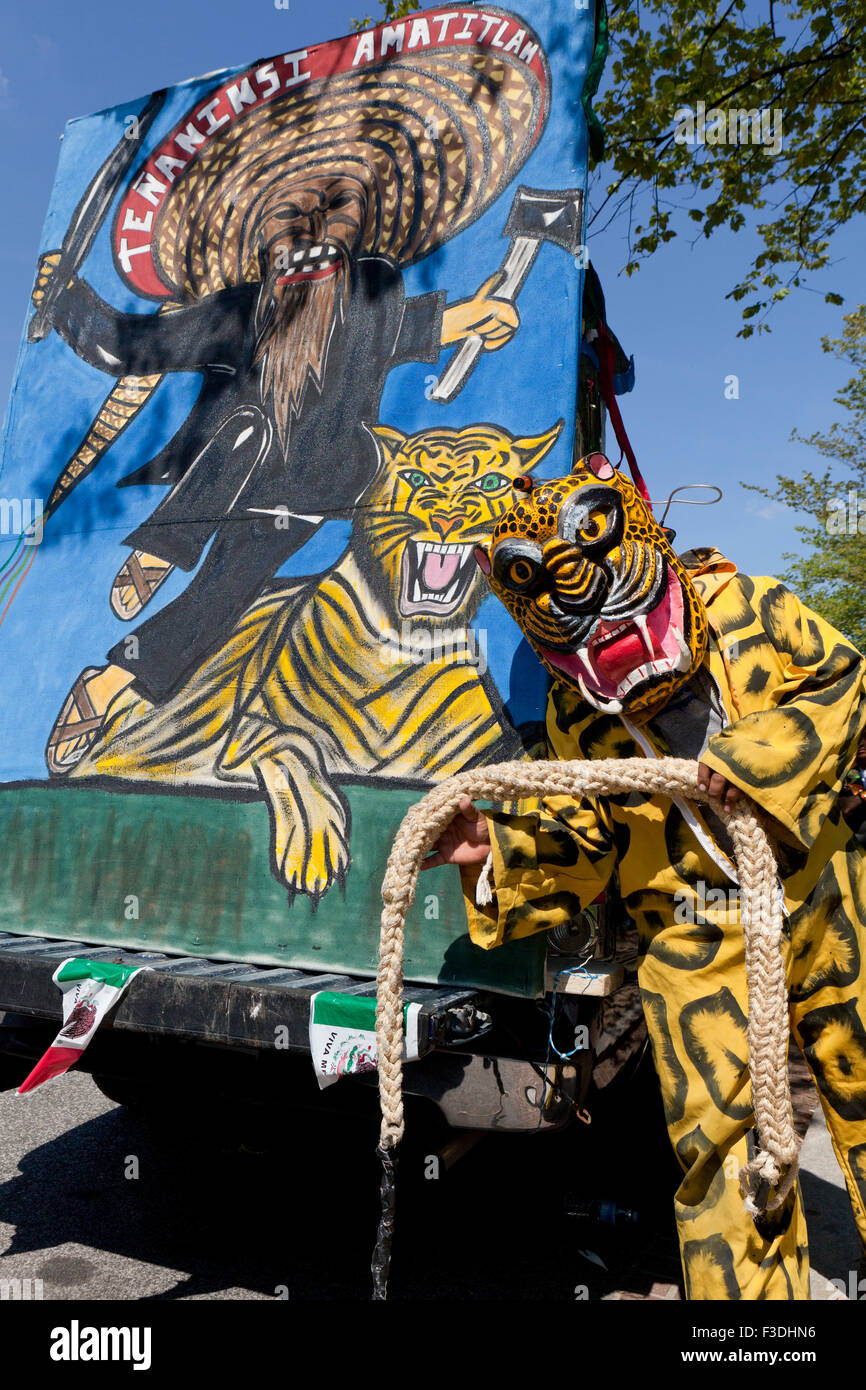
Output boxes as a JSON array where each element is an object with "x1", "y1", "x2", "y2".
[
  {"x1": 460, "y1": 791, "x2": 618, "y2": 949},
  {"x1": 701, "y1": 580, "x2": 866, "y2": 847},
  {"x1": 50, "y1": 279, "x2": 249, "y2": 376},
  {"x1": 390, "y1": 290, "x2": 447, "y2": 366}
]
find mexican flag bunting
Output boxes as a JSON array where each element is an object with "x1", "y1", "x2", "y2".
[
  {"x1": 17, "y1": 958, "x2": 150, "y2": 1095},
  {"x1": 309, "y1": 991, "x2": 422, "y2": 1089}
]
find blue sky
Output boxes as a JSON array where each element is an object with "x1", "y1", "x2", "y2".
[{"x1": 0, "y1": 0, "x2": 861, "y2": 585}]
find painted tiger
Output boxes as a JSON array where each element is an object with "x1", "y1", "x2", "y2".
[{"x1": 71, "y1": 419, "x2": 563, "y2": 898}]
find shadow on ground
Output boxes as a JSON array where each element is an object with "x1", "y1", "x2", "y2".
[{"x1": 0, "y1": 1052, "x2": 684, "y2": 1300}]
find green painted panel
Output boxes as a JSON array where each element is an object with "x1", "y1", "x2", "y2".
[{"x1": 0, "y1": 783, "x2": 545, "y2": 997}]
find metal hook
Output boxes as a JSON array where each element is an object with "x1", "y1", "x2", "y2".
[{"x1": 648, "y1": 483, "x2": 723, "y2": 529}]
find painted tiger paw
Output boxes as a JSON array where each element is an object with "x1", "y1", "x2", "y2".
[
  {"x1": 257, "y1": 757, "x2": 351, "y2": 900},
  {"x1": 278, "y1": 796, "x2": 351, "y2": 900}
]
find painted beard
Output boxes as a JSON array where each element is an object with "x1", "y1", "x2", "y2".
[{"x1": 254, "y1": 266, "x2": 343, "y2": 453}]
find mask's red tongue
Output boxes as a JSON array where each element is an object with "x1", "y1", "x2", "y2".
[
  {"x1": 592, "y1": 630, "x2": 645, "y2": 685},
  {"x1": 422, "y1": 551, "x2": 460, "y2": 590}
]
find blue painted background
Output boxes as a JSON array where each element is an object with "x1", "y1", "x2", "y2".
[{"x1": 0, "y1": 0, "x2": 595, "y2": 780}]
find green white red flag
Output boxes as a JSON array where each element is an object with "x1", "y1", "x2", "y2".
[
  {"x1": 17, "y1": 958, "x2": 150, "y2": 1095},
  {"x1": 309, "y1": 991, "x2": 422, "y2": 1089}
]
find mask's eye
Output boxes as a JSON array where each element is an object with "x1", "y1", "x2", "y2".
[
  {"x1": 509, "y1": 557, "x2": 535, "y2": 584},
  {"x1": 559, "y1": 486, "x2": 623, "y2": 554},
  {"x1": 275, "y1": 203, "x2": 304, "y2": 221},
  {"x1": 329, "y1": 191, "x2": 356, "y2": 211},
  {"x1": 476, "y1": 473, "x2": 509, "y2": 493},
  {"x1": 579, "y1": 507, "x2": 609, "y2": 542},
  {"x1": 399, "y1": 469, "x2": 430, "y2": 490},
  {"x1": 492, "y1": 540, "x2": 545, "y2": 596}
]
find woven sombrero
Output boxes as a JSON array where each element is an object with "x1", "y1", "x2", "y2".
[{"x1": 114, "y1": 5, "x2": 550, "y2": 300}]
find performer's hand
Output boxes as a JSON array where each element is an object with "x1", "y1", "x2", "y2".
[
  {"x1": 697, "y1": 762, "x2": 789, "y2": 841},
  {"x1": 441, "y1": 273, "x2": 519, "y2": 351},
  {"x1": 697, "y1": 763, "x2": 743, "y2": 814},
  {"x1": 421, "y1": 796, "x2": 491, "y2": 870},
  {"x1": 31, "y1": 251, "x2": 63, "y2": 307}
]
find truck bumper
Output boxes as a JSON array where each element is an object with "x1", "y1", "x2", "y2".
[
  {"x1": 0, "y1": 932, "x2": 594, "y2": 1132},
  {"x1": 397, "y1": 1049, "x2": 589, "y2": 1131}
]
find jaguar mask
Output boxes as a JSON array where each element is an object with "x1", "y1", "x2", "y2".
[{"x1": 474, "y1": 453, "x2": 709, "y2": 723}]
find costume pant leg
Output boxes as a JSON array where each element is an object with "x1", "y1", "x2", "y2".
[
  {"x1": 787, "y1": 840, "x2": 866, "y2": 1253},
  {"x1": 638, "y1": 900, "x2": 810, "y2": 1300},
  {"x1": 108, "y1": 513, "x2": 318, "y2": 703}
]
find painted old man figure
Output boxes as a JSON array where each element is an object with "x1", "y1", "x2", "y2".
[{"x1": 34, "y1": 16, "x2": 550, "y2": 772}]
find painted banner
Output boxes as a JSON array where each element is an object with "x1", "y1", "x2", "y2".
[{"x1": 0, "y1": 2, "x2": 599, "y2": 993}]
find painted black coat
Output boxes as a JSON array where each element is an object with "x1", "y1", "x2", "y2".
[{"x1": 52, "y1": 258, "x2": 445, "y2": 569}]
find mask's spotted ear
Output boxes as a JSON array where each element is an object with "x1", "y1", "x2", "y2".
[
  {"x1": 473, "y1": 544, "x2": 491, "y2": 575},
  {"x1": 582, "y1": 452, "x2": 616, "y2": 481}
]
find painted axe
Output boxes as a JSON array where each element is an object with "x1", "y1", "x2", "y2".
[
  {"x1": 430, "y1": 184, "x2": 585, "y2": 404},
  {"x1": 28, "y1": 88, "x2": 166, "y2": 343}
]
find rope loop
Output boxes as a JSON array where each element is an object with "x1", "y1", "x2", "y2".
[{"x1": 375, "y1": 757, "x2": 798, "y2": 1206}]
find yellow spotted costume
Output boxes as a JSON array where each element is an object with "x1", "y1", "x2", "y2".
[{"x1": 463, "y1": 540, "x2": 866, "y2": 1300}]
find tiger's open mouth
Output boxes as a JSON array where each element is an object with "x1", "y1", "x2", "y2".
[
  {"x1": 400, "y1": 540, "x2": 476, "y2": 616},
  {"x1": 539, "y1": 568, "x2": 692, "y2": 710}
]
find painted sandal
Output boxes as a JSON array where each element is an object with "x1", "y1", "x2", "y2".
[
  {"x1": 45, "y1": 667, "x2": 105, "y2": 775},
  {"x1": 110, "y1": 551, "x2": 174, "y2": 620}
]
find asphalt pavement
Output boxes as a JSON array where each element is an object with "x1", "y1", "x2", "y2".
[
  {"x1": 0, "y1": 1056, "x2": 860, "y2": 1301},
  {"x1": 0, "y1": 1056, "x2": 680, "y2": 1300}
]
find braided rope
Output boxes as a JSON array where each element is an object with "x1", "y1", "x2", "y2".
[{"x1": 376, "y1": 757, "x2": 800, "y2": 1209}]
